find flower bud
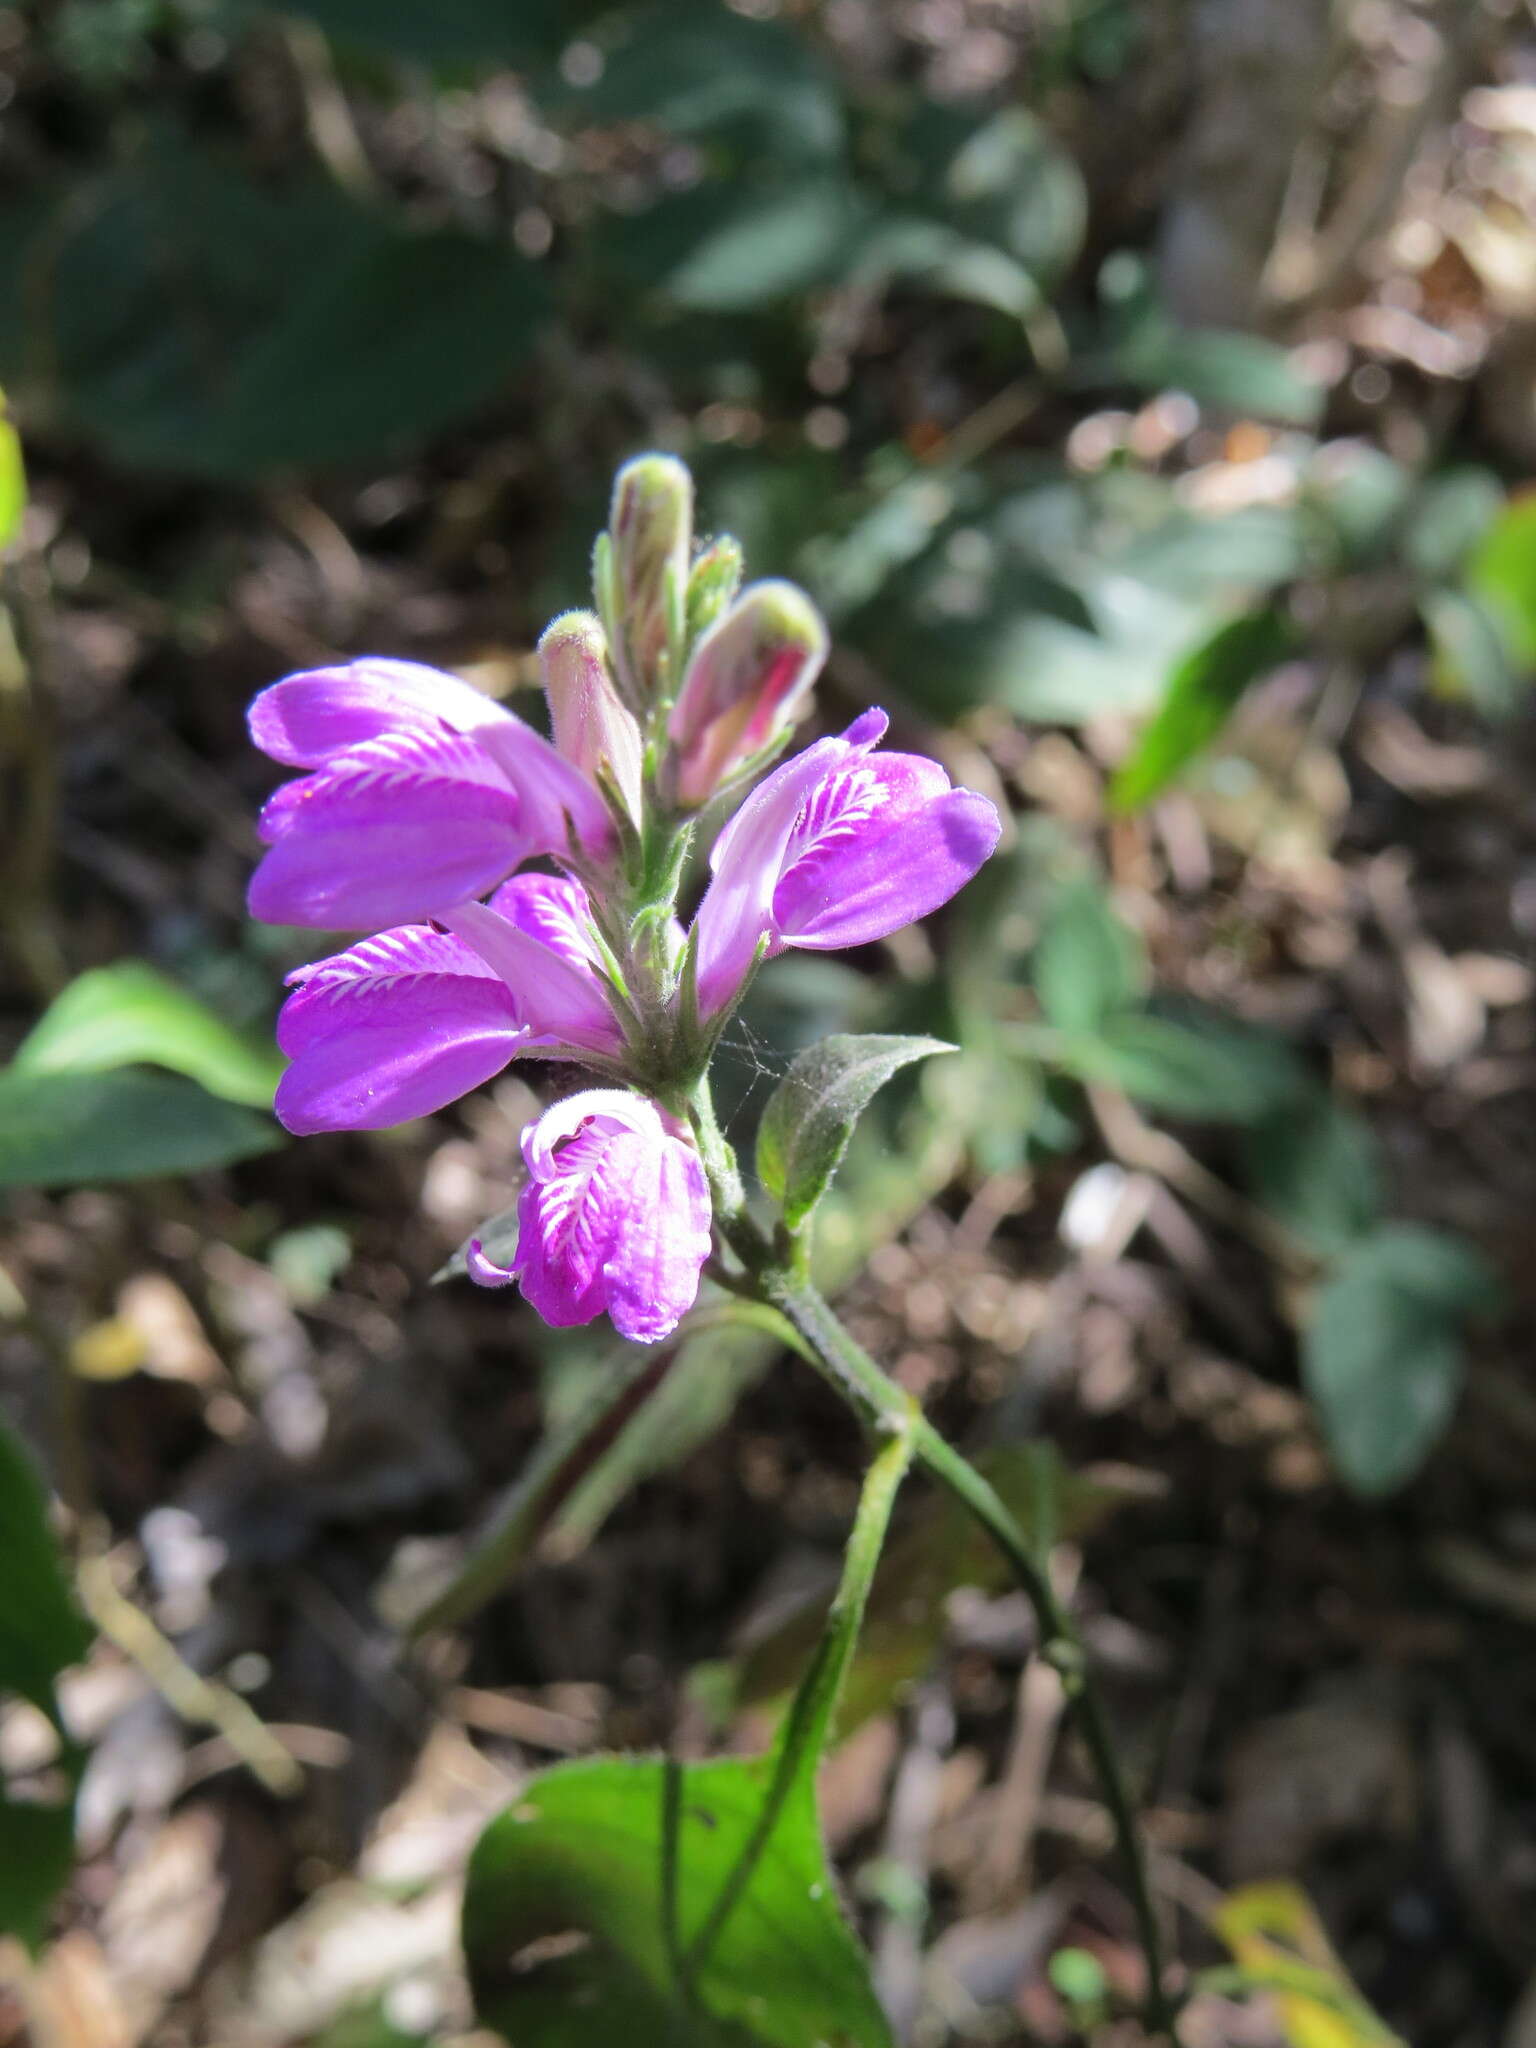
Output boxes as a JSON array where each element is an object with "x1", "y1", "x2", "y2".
[
  {"x1": 664, "y1": 579, "x2": 828, "y2": 811},
  {"x1": 540, "y1": 610, "x2": 643, "y2": 821},
  {"x1": 603, "y1": 453, "x2": 693, "y2": 701},
  {"x1": 684, "y1": 534, "x2": 744, "y2": 646}
]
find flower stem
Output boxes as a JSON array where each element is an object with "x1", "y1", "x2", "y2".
[
  {"x1": 759, "y1": 1271, "x2": 1182, "y2": 2043},
  {"x1": 680, "y1": 1413, "x2": 917, "y2": 1995},
  {"x1": 685, "y1": 1076, "x2": 1178, "y2": 2035}
]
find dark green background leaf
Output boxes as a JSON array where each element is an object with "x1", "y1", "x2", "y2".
[
  {"x1": 13, "y1": 135, "x2": 548, "y2": 478},
  {"x1": 1244, "y1": 1094, "x2": 1381, "y2": 1257},
  {"x1": 14, "y1": 962, "x2": 282, "y2": 1107},
  {"x1": 0, "y1": 1067, "x2": 281, "y2": 1187},
  {"x1": 1304, "y1": 1226, "x2": 1497, "y2": 1495},
  {"x1": 0, "y1": 1415, "x2": 92, "y2": 1946},
  {"x1": 1058, "y1": 1012, "x2": 1304, "y2": 1125},
  {"x1": 1032, "y1": 876, "x2": 1145, "y2": 1035},
  {"x1": 1111, "y1": 607, "x2": 1293, "y2": 812}
]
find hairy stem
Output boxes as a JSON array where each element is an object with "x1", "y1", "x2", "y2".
[
  {"x1": 682, "y1": 1412, "x2": 917, "y2": 1992},
  {"x1": 684, "y1": 1069, "x2": 1177, "y2": 2030},
  {"x1": 759, "y1": 1272, "x2": 1181, "y2": 2041}
]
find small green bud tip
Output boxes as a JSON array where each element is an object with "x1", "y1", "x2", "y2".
[
  {"x1": 610, "y1": 453, "x2": 693, "y2": 549},
  {"x1": 685, "y1": 534, "x2": 745, "y2": 642},
  {"x1": 665, "y1": 578, "x2": 829, "y2": 810},
  {"x1": 607, "y1": 454, "x2": 694, "y2": 699},
  {"x1": 540, "y1": 609, "x2": 643, "y2": 819}
]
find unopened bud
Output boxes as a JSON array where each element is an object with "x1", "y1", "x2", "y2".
[
  {"x1": 665, "y1": 579, "x2": 828, "y2": 810},
  {"x1": 540, "y1": 610, "x2": 643, "y2": 821},
  {"x1": 602, "y1": 453, "x2": 693, "y2": 701},
  {"x1": 684, "y1": 535, "x2": 744, "y2": 646}
]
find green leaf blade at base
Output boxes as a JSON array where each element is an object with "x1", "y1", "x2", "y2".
[{"x1": 463, "y1": 1753, "x2": 891, "y2": 2048}]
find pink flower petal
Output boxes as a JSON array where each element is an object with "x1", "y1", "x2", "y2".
[{"x1": 274, "y1": 924, "x2": 528, "y2": 1133}]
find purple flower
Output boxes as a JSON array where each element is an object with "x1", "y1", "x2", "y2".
[
  {"x1": 693, "y1": 709, "x2": 1001, "y2": 1016},
  {"x1": 274, "y1": 875, "x2": 624, "y2": 1135},
  {"x1": 467, "y1": 1090, "x2": 712, "y2": 1344},
  {"x1": 249, "y1": 658, "x2": 616, "y2": 930}
]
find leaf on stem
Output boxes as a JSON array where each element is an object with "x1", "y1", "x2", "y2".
[
  {"x1": 755, "y1": 1032, "x2": 954, "y2": 1231},
  {"x1": 463, "y1": 1752, "x2": 889, "y2": 2045}
]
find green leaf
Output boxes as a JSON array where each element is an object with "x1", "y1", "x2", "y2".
[
  {"x1": 1421, "y1": 585, "x2": 1524, "y2": 717},
  {"x1": 0, "y1": 1414, "x2": 92, "y2": 1946},
  {"x1": 1111, "y1": 607, "x2": 1293, "y2": 812},
  {"x1": 1401, "y1": 466, "x2": 1503, "y2": 583},
  {"x1": 1059, "y1": 1012, "x2": 1305, "y2": 1124},
  {"x1": 1303, "y1": 1226, "x2": 1497, "y2": 1495},
  {"x1": 465, "y1": 1752, "x2": 890, "y2": 2046},
  {"x1": 1243, "y1": 1094, "x2": 1381, "y2": 1258},
  {"x1": 462, "y1": 1426, "x2": 913, "y2": 2047},
  {"x1": 756, "y1": 1033, "x2": 954, "y2": 1232},
  {"x1": 13, "y1": 963, "x2": 282, "y2": 1107},
  {"x1": 1465, "y1": 489, "x2": 1536, "y2": 670},
  {"x1": 1032, "y1": 877, "x2": 1145, "y2": 1036},
  {"x1": 0, "y1": 1800, "x2": 78, "y2": 1952},
  {"x1": 1304, "y1": 444, "x2": 1412, "y2": 570},
  {"x1": 943, "y1": 108, "x2": 1086, "y2": 287},
  {"x1": 271, "y1": 0, "x2": 590, "y2": 65},
  {"x1": 0, "y1": 1067, "x2": 281, "y2": 1187},
  {"x1": 1100, "y1": 321, "x2": 1325, "y2": 427},
  {"x1": 21, "y1": 135, "x2": 549, "y2": 479},
  {"x1": 664, "y1": 179, "x2": 869, "y2": 312},
  {"x1": 0, "y1": 1416, "x2": 91, "y2": 1723},
  {"x1": 0, "y1": 386, "x2": 25, "y2": 550},
  {"x1": 554, "y1": 4, "x2": 844, "y2": 166},
  {"x1": 202, "y1": 226, "x2": 550, "y2": 474}
]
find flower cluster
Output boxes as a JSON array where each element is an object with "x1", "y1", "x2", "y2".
[{"x1": 250, "y1": 458, "x2": 1000, "y2": 1342}]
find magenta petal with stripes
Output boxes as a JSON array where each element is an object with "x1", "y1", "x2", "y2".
[
  {"x1": 500, "y1": 1091, "x2": 711, "y2": 1343},
  {"x1": 274, "y1": 924, "x2": 533, "y2": 1135},
  {"x1": 771, "y1": 755, "x2": 1001, "y2": 951},
  {"x1": 248, "y1": 657, "x2": 509, "y2": 767},
  {"x1": 248, "y1": 659, "x2": 616, "y2": 930},
  {"x1": 692, "y1": 708, "x2": 999, "y2": 1015},
  {"x1": 252, "y1": 729, "x2": 534, "y2": 930}
]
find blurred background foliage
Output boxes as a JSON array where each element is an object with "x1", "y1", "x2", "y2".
[{"x1": 4, "y1": 0, "x2": 1536, "y2": 2043}]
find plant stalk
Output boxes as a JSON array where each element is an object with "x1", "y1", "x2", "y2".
[
  {"x1": 763, "y1": 1274, "x2": 1181, "y2": 2042},
  {"x1": 684, "y1": 1077, "x2": 1179, "y2": 2036},
  {"x1": 681, "y1": 1413, "x2": 917, "y2": 1993}
]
